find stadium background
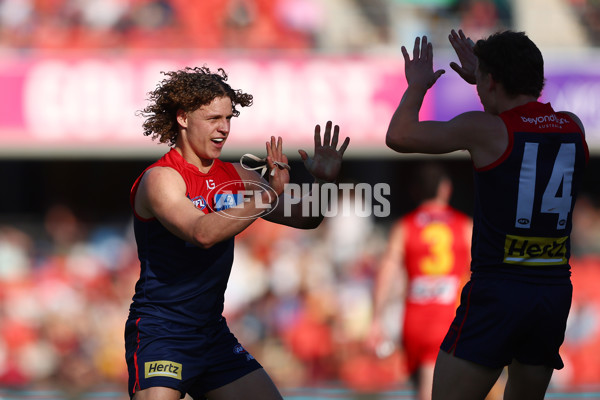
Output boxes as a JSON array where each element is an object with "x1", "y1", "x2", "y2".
[{"x1": 2, "y1": 0, "x2": 600, "y2": 398}]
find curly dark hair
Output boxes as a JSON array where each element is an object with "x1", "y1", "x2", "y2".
[
  {"x1": 474, "y1": 31, "x2": 545, "y2": 98},
  {"x1": 137, "y1": 66, "x2": 253, "y2": 146}
]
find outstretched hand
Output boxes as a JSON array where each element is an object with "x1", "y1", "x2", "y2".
[
  {"x1": 265, "y1": 136, "x2": 290, "y2": 196},
  {"x1": 448, "y1": 29, "x2": 477, "y2": 84},
  {"x1": 298, "y1": 121, "x2": 350, "y2": 183},
  {"x1": 401, "y1": 35, "x2": 445, "y2": 90}
]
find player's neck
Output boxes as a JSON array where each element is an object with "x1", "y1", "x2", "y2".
[
  {"x1": 421, "y1": 198, "x2": 447, "y2": 209},
  {"x1": 174, "y1": 147, "x2": 215, "y2": 173},
  {"x1": 496, "y1": 93, "x2": 539, "y2": 115}
]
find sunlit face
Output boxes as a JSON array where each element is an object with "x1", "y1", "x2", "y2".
[{"x1": 176, "y1": 96, "x2": 233, "y2": 167}]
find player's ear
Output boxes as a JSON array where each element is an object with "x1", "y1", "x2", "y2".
[
  {"x1": 176, "y1": 109, "x2": 188, "y2": 128},
  {"x1": 486, "y1": 73, "x2": 497, "y2": 91}
]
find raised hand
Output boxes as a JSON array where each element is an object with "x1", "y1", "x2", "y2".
[
  {"x1": 265, "y1": 136, "x2": 290, "y2": 196},
  {"x1": 448, "y1": 29, "x2": 477, "y2": 84},
  {"x1": 298, "y1": 121, "x2": 350, "y2": 183},
  {"x1": 401, "y1": 35, "x2": 445, "y2": 90}
]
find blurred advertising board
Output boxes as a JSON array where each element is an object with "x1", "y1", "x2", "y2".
[{"x1": 0, "y1": 52, "x2": 597, "y2": 158}]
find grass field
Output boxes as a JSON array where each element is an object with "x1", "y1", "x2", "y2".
[{"x1": 1, "y1": 384, "x2": 600, "y2": 400}]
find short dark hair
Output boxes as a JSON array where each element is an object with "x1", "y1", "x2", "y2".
[
  {"x1": 137, "y1": 66, "x2": 253, "y2": 146},
  {"x1": 474, "y1": 31, "x2": 545, "y2": 98},
  {"x1": 411, "y1": 162, "x2": 449, "y2": 203}
]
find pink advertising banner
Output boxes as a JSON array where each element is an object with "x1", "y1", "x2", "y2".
[
  {"x1": 1, "y1": 52, "x2": 598, "y2": 158},
  {"x1": 0, "y1": 53, "x2": 431, "y2": 158}
]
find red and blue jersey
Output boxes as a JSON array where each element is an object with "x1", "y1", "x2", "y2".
[
  {"x1": 471, "y1": 102, "x2": 588, "y2": 281},
  {"x1": 128, "y1": 149, "x2": 245, "y2": 326}
]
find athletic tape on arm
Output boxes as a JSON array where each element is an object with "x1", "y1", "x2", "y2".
[{"x1": 240, "y1": 153, "x2": 291, "y2": 177}]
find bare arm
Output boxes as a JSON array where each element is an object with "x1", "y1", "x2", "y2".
[
  {"x1": 134, "y1": 166, "x2": 273, "y2": 249},
  {"x1": 133, "y1": 134, "x2": 293, "y2": 248},
  {"x1": 373, "y1": 221, "x2": 406, "y2": 320},
  {"x1": 367, "y1": 220, "x2": 406, "y2": 349},
  {"x1": 254, "y1": 121, "x2": 350, "y2": 229},
  {"x1": 385, "y1": 35, "x2": 508, "y2": 168},
  {"x1": 234, "y1": 164, "x2": 324, "y2": 229}
]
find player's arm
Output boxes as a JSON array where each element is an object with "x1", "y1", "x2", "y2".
[
  {"x1": 464, "y1": 217, "x2": 473, "y2": 248},
  {"x1": 368, "y1": 220, "x2": 406, "y2": 349},
  {"x1": 242, "y1": 121, "x2": 350, "y2": 229},
  {"x1": 385, "y1": 35, "x2": 507, "y2": 168},
  {"x1": 134, "y1": 166, "x2": 275, "y2": 249},
  {"x1": 233, "y1": 164, "x2": 324, "y2": 229},
  {"x1": 271, "y1": 121, "x2": 349, "y2": 228},
  {"x1": 135, "y1": 135, "x2": 293, "y2": 248}
]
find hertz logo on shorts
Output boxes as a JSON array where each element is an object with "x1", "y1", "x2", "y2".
[
  {"x1": 504, "y1": 235, "x2": 568, "y2": 266},
  {"x1": 144, "y1": 360, "x2": 182, "y2": 380}
]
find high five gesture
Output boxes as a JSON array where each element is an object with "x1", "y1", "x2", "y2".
[{"x1": 299, "y1": 121, "x2": 350, "y2": 183}]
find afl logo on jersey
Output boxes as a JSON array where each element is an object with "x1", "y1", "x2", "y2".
[
  {"x1": 233, "y1": 343, "x2": 255, "y2": 361},
  {"x1": 190, "y1": 195, "x2": 207, "y2": 210},
  {"x1": 233, "y1": 344, "x2": 247, "y2": 354},
  {"x1": 208, "y1": 180, "x2": 278, "y2": 219}
]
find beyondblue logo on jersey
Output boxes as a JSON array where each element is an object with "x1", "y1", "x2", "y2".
[
  {"x1": 190, "y1": 195, "x2": 207, "y2": 210},
  {"x1": 214, "y1": 193, "x2": 243, "y2": 211},
  {"x1": 504, "y1": 234, "x2": 568, "y2": 266},
  {"x1": 144, "y1": 360, "x2": 182, "y2": 380},
  {"x1": 520, "y1": 114, "x2": 570, "y2": 127}
]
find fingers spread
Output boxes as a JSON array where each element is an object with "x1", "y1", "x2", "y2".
[
  {"x1": 449, "y1": 62, "x2": 461, "y2": 73},
  {"x1": 412, "y1": 36, "x2": 420, "y2": 60},
  {"x1": 427, "y1": 42, "x2": 433, "y2": 63},
  {"x1": 277, "y1": 136, "x2": 283, "y2": 158},
  {"x1": 420, "y1": 36, "x2": 428, "y2": 60},
  {"x1": 331, "y1": 124, "x2": 339, "y2": 148},
  {"x1": 323, "y1": 121, "x2": 332, "y2": 146},
  {"x1": 401, "y1": 46, "x2": 410, "y2": 63},
  {"x1": 339, "y1": 136, "x2": 350, "y2": 155},
  {"x1": 314, "y1": 124, "x2": 321, "y2": 148}
]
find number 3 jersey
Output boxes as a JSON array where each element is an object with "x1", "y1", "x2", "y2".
[
  {"x1": 400, "y1": 203, "x2": 471, "y2": 362},
  {"x1": 402, "y1": 204, "x2": 471, "y2": 307},
  {"x1": 471, "y1": 101, "x2": 588, "y2": 281}
]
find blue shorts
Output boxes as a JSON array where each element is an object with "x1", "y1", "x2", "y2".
[
  {"x1": 440, "y1": 275, "x2": 572, "y2": 370},
  {"x1": 125, "y1": 316, "x2": 262, "y2": 399}
]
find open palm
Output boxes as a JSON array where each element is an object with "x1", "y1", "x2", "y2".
[
  {"x1": 448, "y1": 29, "x2": 477, "y2": 84},
  {"x1": 299, "y1": 121, "x2": 350, "y2": 183}
]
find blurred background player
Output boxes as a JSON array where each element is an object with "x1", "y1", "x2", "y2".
[{"x1": 368, "y1": 161, "x2": 471, "y2": 400}]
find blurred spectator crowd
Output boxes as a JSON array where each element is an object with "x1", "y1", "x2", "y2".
[
  {"x1": 0, "y1": 201, "x2": 395, "y2": 392},
  {"x1": 0, "y1": 0, "x2": 513, "y2": 52},
  {"x1": 4, "y1": 0, "x2": 600, "y2": 52},
  {"x1": 1, "y1": 194, "x2": 600, "y2": 393}
]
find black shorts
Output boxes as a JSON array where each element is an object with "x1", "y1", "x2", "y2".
[
  {"x1": 125, "y1": 316, "x2": 262, "y2": 399},
  {"x1": 440, "y1": 276, "x2": 572, "y2": 369}
]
